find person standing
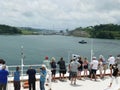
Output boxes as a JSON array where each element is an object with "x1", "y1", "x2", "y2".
[
  {"x1": 68, "y1": 59, "x2": 73, "y2": 80},
  {"x1": 83, "y1": 57, "x2": 89, "y2": 79},
  {"x1": 90, "y1": 57, "x2": 99, "y2": 81},
  {"x1": 39, "y1": 65, "x2": 47, "y2": 90},
  {"x1": 13, "y1": 66, "x2": 21, "y2": 90},
  {"x1": 50, "y1": 57, "x2": 57, "y2": 82},
  {"x1": 108, "y1": 64, "x2": 119, "y2": 87},
  {"x1": 0, "y1": 65, "x2": 9, "y2": 90},
  {"x1": 108, "y1": 55, "x2": 115, "y2": 76},
  {"x1": 43, "y1": 56, "x2": 50, "y2": 69},
  {"x1": 98, "y1": 58, "x2": 103, "y2": 79},
  {"x1": 26, "y1": 66, "x2": 36, "y2": 90},
  {"x1": 77, "y1": 57, "x2": 83, "y2": 80},
  {"x1": 99, "y1": 55, "x2": 107, "y2": 78},
  {"x1": 70, "y1": 59, "x2": 80, "y2": 85},
  {"x1": 57, "y1": 57, "x2": 66, "y2": 80}
]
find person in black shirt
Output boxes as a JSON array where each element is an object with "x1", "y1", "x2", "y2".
[
  {"x1": 77, "y1": 57, "x2": 83, "y2": 80},
  {"x1": 50, "y1": 57, "x2": 57, "y2": 82},
  {"x1": 57, "y1": 57, "x2": 66, "y2": 80},
  {"x1": 26, "y1": 66, "x2": 36, "y2": 90},
  {"x1": 108, "y1": 64, "x2": 119, "y2": 87}
]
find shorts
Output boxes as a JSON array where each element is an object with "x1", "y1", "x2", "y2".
[
  {"x1": 51, "y1": 70, "x2": 56, "y2": 75},
  {"x1": 59, "y1": 69, "x2": 66, "y2": 74},
  {"x1": 84, "y1": 65, "x2": 88, "y2": 69},
  {"x1": 103, "y1": 64, "x2": 107, "y2": 70},
  {"x1": 71, "y1": 72, "x2": 77, "y2": 77},
  {"x1": 91, "y1": 69, "x2": 97, "y2": 74}
]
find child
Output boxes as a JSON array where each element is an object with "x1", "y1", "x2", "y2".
[{"x1": 108, "y1": 64, "x2": 119, "y2": 87}]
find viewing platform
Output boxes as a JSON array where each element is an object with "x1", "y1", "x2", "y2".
[{"x1": 7, "y1": 69, "x2": 120, "y2": 90}]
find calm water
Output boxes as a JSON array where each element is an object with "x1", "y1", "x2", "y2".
[{"x1": 0, "y1": 35, "x2": 120, "y2": 65}]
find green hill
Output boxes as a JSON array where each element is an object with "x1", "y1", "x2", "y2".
[
  {"x1": 69, "y1": 24, "x2": 120, "y2": 39},
  {"x1": 0, "y1": 24, "x2": 22, "y2": 34},
  {"x1": 0, "y1": 24, "x2": 39, "y2": 35}
]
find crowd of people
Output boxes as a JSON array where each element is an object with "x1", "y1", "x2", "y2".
[{"x1": 0, "y1": 54, "x2": 120, "y2": 90}]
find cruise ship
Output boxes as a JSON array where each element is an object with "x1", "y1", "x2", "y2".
[
  {"x1": 7, "y1": 64, "x2": 120, "y2": 90},
  {"x1": 1, "y1": 54, "x2": 120, "y2": 90}
]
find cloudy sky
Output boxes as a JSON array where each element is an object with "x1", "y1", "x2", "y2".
[{"x1": 0, "y1": 0, "x2": 120, "y2": 30}]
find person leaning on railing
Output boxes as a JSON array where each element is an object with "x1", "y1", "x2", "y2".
[
  {"x1": 0, "y1": 65, "x2": 9, "y2": 90},
  {"x1": 50, "y1": 57, "x2": 57, "y2": 82},
  {"x1": 108, "y1": 55, "x2": 116, "y2": 77},
  {"x1": 57, "y1": 57, "x2": 66, "y2": 80},
  {"x1": 39, "y1": 65, "x2": 47, "y2": 90},
  {"x1": 26, "y1": 66, "x2": 36, "y2": 90},
  {"x1": 13, "y1": 66, "x2": 21, "y2": 90}
]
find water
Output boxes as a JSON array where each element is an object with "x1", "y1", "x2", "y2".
[{"x1": 0, "y1": 35, "x2": 120, "y2": 65}]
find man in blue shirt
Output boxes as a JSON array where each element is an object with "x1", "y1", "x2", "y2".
[
  {"x1": 13, "y1": 66, "x2": 20, "y2": 90},
  {"x1": 0, "y1": 65, "x2": 9, "y2": 90}
]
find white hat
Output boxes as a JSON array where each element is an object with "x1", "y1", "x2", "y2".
[
  {"x1": 92, "y1": 56, "x2": 96, "y2": 60},
  {"x1": 41, "y1": 64, "x2": 46, "y2": 68}
]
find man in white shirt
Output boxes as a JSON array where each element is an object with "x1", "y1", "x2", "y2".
[
  {"x1": 108, "y1": 55, "x2": 115, "y2": 65},
  {"x1": 108, "y1": 55, "x2": 115, "y2": 76},
  {"x1": 90, "y1": 57, "x2": 99, "y2": 81}
]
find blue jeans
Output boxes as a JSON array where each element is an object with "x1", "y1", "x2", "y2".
[{"x1": 40, "y1": 81, "x2": 45, "y2": 90}]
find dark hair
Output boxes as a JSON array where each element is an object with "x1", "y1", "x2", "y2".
[
  {"x1": 16, "y1": 66, "x2": 19, "y2": 71},
  {"x1": 0, "y1": 59, "x2": 5, "y2": 64},
  {"x1": 60, "y1": 57, "x2": 63, "y2": 61}
]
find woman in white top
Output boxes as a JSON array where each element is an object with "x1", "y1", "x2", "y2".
[
  {"x1": 108, "y1": 55, "x2": 115, "y2": 76},
  {"x1": 98, "y1": 58, "x2": 103, "y2": 78}
]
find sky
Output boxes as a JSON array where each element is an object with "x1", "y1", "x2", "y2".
[{"x1": 0, "y1": 0, "x2": 120, "y2": 30}]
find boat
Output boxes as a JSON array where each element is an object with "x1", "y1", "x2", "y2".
[{"x1": 78, "y1": 40, "x2": 87, "y2": 44}]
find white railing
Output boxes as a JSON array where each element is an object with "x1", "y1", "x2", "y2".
[{"x1": 7, "y1": 64, "x2": 42, "y2": 77}]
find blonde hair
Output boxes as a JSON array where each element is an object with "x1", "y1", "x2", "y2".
[{"x1": 51, "y1": 57, "x2": 55, "y2": 61}]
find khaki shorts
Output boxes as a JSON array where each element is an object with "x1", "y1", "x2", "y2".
[{"x1": 103, "y1": 64, "x2": 107, "y2": 70}]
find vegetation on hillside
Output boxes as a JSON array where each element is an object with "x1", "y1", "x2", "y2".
[
  {"x1": 0, "y1": 24, "x2": 22, "y2": 34},
  {"x1": 69, "y1": 24, "x2": 120, "y2": 39},
  {"x1": 0, "y1": 24, "x2": 120, "y2": 39},
  {"x1": 0, "y1": 24, "x2": 39, "y2": 35}
]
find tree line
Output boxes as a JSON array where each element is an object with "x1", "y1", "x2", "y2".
[
  {"x1": 0, "y1": 24, "x2": 22, "y2": 34},
  {"x1": 69, "y1": 24, "x2": 120, "y2": 39},
  {"x1": 1, "y1": 24, "x2": 120, "y2": 39}
]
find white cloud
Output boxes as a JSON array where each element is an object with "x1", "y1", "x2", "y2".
[{"x1": 0, "y1": 0, "x2": 120, "y2": 30}]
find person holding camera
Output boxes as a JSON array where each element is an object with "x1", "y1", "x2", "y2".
[{"x1": 39, "y1": 65, "x2": 47, "y2": 90}]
